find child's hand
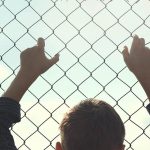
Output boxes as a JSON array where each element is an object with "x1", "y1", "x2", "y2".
[
  {"x1": 2, "y1": 38, "x2": 59, "y2": 102},
  {"x1": 20, "y1": 38, "x2": 59, "y2": 79},
  {"x1": 123, "y1": 35, "x2": 150, "y2": 81}
]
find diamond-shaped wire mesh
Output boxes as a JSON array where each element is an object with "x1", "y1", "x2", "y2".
[{"x1": 0, "y1": 0, "x2": 150, "y2": 149}]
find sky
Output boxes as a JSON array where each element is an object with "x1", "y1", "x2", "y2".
[{"x1": 0, "y1": 0, "x2": 150, "y2": 149}]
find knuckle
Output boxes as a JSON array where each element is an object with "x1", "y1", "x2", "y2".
[{"x1": 20, "y1": 48, "x2": 30, "y2": 58}]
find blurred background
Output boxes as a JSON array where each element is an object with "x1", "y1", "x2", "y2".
[{"x1": 0, "y1": 0, "x2": 150, "y2": 149}]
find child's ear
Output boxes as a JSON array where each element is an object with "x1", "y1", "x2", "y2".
[
  {"x1": 56, "y1": 142, "x2": 63, "y2": 150},
  {"x1": 121, "y1": 144, "x2": 125, "y2": 150}
]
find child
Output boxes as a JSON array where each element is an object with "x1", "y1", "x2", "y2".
[{"x1": 0, "y1": 36, "x2": 149, "y2": 150}]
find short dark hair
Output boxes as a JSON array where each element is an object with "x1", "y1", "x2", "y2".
[{"x1": 60, "y1": 99, "x2": 125, "y2": 150}]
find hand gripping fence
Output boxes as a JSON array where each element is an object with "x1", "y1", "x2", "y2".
[{"x1": 0, "y1": 0, "x2": 150, "y2": 149}]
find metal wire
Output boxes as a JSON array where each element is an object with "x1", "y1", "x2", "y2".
[{"x1": 0, "y1": 0, "x2": 150, "y2": 149}]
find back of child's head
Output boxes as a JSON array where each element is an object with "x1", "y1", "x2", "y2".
[{"x1": 60, "y1": 99, "x2": 125, "y2": 150}]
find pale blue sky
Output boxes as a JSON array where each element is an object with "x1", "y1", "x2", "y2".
[{"x1": 0, "y1": 0, "x2": 150, "y2": 149}]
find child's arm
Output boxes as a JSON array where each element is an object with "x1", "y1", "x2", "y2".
[{"x1": 0, "y1": 38, "x2": 59, "y2": 149}]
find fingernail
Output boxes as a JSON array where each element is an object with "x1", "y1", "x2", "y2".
[
  {"x1": 38, "y1": 38, "x2": 45, "y2": 48},
  {"x1": 134, "y1": 34, "x2": 138, "y2": 38},
  {"x1": 124, "y1": 46, "x2": 127, "y2": 49},
  {"x1": 55, "y1": 53, "x2": 60, "y2": 57}
]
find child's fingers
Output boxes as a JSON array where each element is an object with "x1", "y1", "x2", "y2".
[
  {"x1": 47, "y1": 53, "x2": 60, "y2": 68},
  {"x1": 131, "y1": 35, "x2": 140, "y2": 52},
  {"x1": 139, "y1": 38, "x2": 145, "y2": 50},
  {"x1": 122, "y1": 46, "x2": 129, "y2": 58},
  {"x1": 122, "y1": 46, "x2": 131, "y2": 70},
  {"x1": 38, "y1": 37, "x2": 45, "y2": 50}
]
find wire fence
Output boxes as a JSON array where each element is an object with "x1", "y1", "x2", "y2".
[{"x1": 0, "y1": 0, "x2": 150, "y2": 149}]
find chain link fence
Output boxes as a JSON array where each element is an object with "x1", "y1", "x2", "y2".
[{"x1": 0, "y1": 0, "x2": 150, "y2": 149}]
